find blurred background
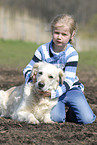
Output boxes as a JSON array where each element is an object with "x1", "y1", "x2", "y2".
[{"x1": 0, "y1": 0, "x2": 97, "y2": 51}]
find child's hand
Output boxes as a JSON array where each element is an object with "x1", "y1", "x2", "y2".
[
  {"x1": 39, "y1": 90, "x2": 51, "y2": 97},
  {"x1": 31, "y1": 71, "x2": 37, "y2": 83}
]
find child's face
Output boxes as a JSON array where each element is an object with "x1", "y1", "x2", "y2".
[{"x1": 52, "y1": 23, "x2": 73, "y2": 49}]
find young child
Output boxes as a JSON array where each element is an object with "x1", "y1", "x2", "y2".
[{"x1": 23, "y1": 14, "x2": 96, "y2": 124}]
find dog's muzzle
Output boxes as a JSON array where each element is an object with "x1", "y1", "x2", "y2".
[{"x1": 38, "y1": 82, "x2": 45, "y2": 89}]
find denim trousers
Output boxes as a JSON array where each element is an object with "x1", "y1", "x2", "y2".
[{"x1": 50, "y1": 87, "x2": 96, "y2": 124}]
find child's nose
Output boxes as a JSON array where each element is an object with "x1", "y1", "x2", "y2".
[{"x1": 58, "y1": 33, "x2": 62, "y2": 39}]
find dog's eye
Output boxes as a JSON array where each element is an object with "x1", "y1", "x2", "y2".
[
  {"x1": 39, "y1": 72, "x2": 43, "y2": 75},
  {"x1": 48, "y1": 75, "x2": 53, "y2": 79}
]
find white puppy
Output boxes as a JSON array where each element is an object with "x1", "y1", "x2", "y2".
[{"x1": 0, "y1": 62, "x2": 65, "y2": 124}]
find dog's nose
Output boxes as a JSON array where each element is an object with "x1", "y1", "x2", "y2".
[{"x1": 38, "y1": 82, "x2": 45, "y2": 88}]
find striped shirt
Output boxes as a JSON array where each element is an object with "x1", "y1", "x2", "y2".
[{"x1": 23, "y1": 40, "x2": 84, "y2": 99}]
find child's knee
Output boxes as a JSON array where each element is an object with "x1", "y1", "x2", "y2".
[
  {"x1": 80, "y1": 114, "x2": 96, "y2": 124},
  {"x1": 50, "y1": 106, "x2": 65, "y2": 123},
  {"x1": 50, "y1": 113, "x2": 65, "y2": 123}
]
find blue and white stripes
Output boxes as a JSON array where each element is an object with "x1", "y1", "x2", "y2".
[{"x1": 23, "y1": 40, "x2": 84, "y2": 99}]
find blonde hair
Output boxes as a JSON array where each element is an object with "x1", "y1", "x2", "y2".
[{"x1": 51, "y1": 14, "x2": 77, "y2": 44}]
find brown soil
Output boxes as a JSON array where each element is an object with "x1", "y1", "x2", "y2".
[{"x1": 0, "y1": 67, "x2": 97, "y2": 145}]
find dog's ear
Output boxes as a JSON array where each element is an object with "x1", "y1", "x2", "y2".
[{"x1": 59, "y1": 69, "x2": 65, "y2": 85}]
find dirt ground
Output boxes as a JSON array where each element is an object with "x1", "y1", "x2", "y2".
[{"x1": 0, "y1": 67, "x2": 97, "y2": 145}]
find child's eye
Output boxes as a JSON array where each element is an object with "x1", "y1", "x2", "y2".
[
  {"x1": 54, "y1": 32, "x2": 59, "y2": 35},
  {"x1": 62, "y1": 33, "x2": 67, "y2": 36}
]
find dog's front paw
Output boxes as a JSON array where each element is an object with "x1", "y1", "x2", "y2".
[
  {"x1": 12, "y1": 111, "x2": 40, "y2": 124},
  {"x1": 43, "y1": 114, "x2": 54, "y2": 123},
  {"x1": 28, "y1": 114, "x2": 39, "y2": 124},
  {"x1": 44, "y1": 118, "x2": 54, "y2": 124}
]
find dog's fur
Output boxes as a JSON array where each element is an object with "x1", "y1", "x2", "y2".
[{"x1": 0, "y1": 62, "x2": 65, "y2": 124}]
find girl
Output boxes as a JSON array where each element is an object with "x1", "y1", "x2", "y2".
[{"x1": 23, "y1": 14, "x2": 96, "y2": 124}]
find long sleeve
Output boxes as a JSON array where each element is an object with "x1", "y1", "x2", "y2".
[
  {"x1": 23, "y1": 42, "x2": 51, "y2": 83},
  {"x1": 51, "y1": 48, "x2": 79, "y2": 99},
  {"x1": 23, "y1": 60, "x2": 35, "y2": 83},
  {"x1": 23, "y1": 47, "x2": 42, "y2": 83}
]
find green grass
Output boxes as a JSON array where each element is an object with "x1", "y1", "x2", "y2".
[
  {"x1": 0, "y1": 39, "x2": 97, "y2": 71},
  {"x1": 78, "y1": 49, "x2": 97, "y2": 71},
  {"x1": 0, "y1": 39, "x2": 40, "y2": 69}
]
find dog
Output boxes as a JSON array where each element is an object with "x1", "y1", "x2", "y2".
[{"x1": 0, "y1": 62, "x2": 65, "y2": 124}]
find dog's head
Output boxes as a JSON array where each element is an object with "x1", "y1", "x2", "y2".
[{"x1": 31, "y1": 62, "x2": 65, "y2": 92}]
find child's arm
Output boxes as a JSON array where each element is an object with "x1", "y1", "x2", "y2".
[
  {"x1": 23, "y1": 47, "x2": 42, "y2": 83},
  {"x1": 51, "y1": 50, "x2": 79, "y2": 99},
  {"x1": 23, "y1": 59, "x2": 35, "y2": 83}
]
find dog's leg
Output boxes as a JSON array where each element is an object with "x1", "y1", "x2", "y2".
[
  {"x1": 12, "y1": 111, "x2": 39, "y2": 124},
  {"x1": 12, "y1": 100, "x2": 39, "y2": 124},
  {"x1": 43, "y1": 112, "x2": 54, "y2": 123}
]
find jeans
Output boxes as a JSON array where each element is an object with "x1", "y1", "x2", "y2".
[{"x1": 50, "y1": 87, "x2": 96, "y2": 124}]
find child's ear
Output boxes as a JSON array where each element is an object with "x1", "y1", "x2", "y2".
[{"x1": 71, "y1": 30, "x2": 75, "y2": 39}]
